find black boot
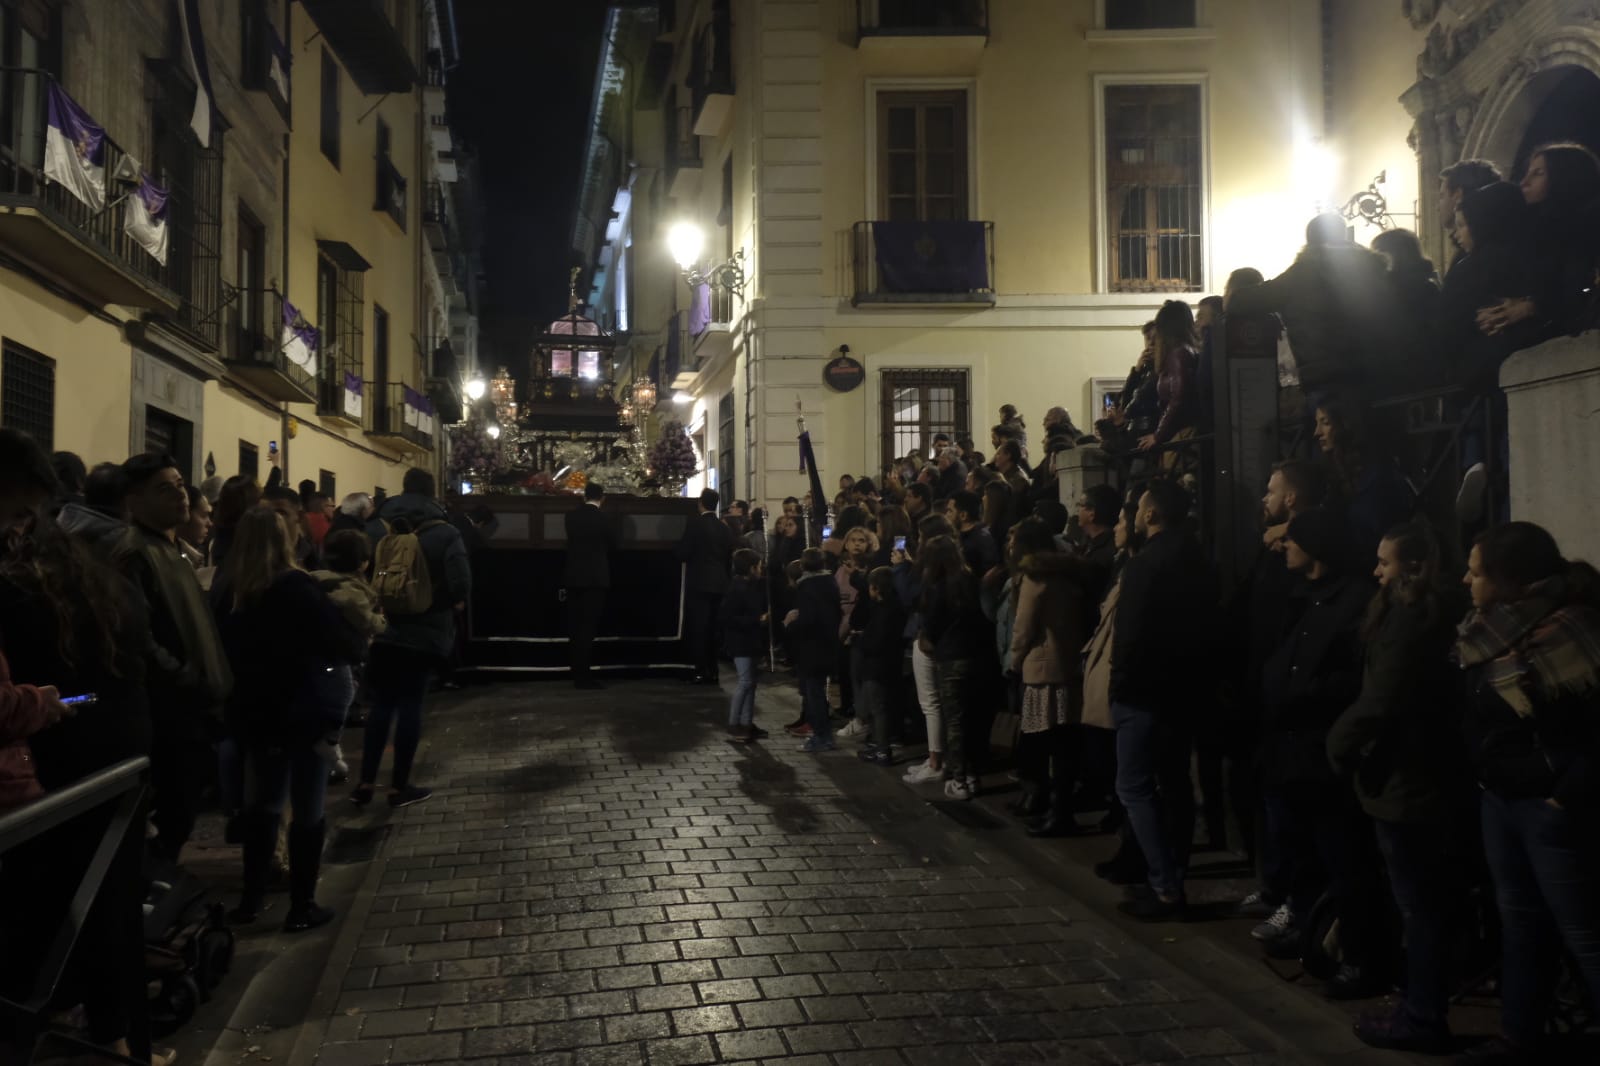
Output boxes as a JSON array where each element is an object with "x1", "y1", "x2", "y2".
[
  {"x1": 283, "y1": 820, "x2": 335, "y2": 933},
  {"x1": 1027, "y1": 791, "x2": 1084, "y2": 837},
  {"x1": 229, "y1": 811, "x2": 279, "y2": 923},
  {"x1": 1006, "y1": 782, "x2": 1049, "y2": 818}
]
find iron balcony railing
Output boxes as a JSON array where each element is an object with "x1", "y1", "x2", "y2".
[
  {"x1": 0, "y1": 68, "x2": 178, "y2": 308},
  {"x1": 371, "y1": 381, "x2": 435, "y2": 450},
  {"x1": 225, "y1": 287, "x2": 318, "y2": 403},
  {"x1": 858, "y1": 0, "x2": 989, "y2": 37},
  {"x1": 850, "y1": 219, "x2": 996, "y2": 306}
]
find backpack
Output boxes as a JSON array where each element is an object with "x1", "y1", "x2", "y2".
[{"x1": 372, "y1": 517, "x2": 445, "y2": 616}]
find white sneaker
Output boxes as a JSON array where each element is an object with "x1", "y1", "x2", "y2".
[
  {"x1": 838, "y1": 718, "x2": 867, "y2": 739},
  {"x1": 943, "y1": 778, "x2": 973, "y2": 801},
  {"x1": 902, "y1": 760, "x2": 942, "y2": 784},
  {"x1": 1250, "y1": 903, "x2": 1295, "y2": 941}
]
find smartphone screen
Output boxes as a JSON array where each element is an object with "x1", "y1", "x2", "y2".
[
  {"x1": 822, "y1": 526, "x2": 833, "y2": 540},
  {"x1": 60, "y1": 694, "x2": 97, "y2": 706},
  {"x1": 268, "y1": 440, "x2": 279, "y2": 454},
  {"x1": 894, "y1": 536, "x2": 907, "y2": 552}
]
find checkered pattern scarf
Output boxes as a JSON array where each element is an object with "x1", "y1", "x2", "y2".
[{"x1": 1456, "y1": 577, "x2": 1600, "y2": 718}]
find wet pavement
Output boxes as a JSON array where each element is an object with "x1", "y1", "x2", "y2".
[{"x1": 253, "y1": 678, "x2": 1329, "y2": 1066}]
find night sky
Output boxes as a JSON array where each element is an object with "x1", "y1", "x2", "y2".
[{"x1": 452, "y1": 0, "x2": 612, "y2": 369}]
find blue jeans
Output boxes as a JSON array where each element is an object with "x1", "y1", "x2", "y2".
[
  {"x1": 1481, "y1": 790, "x2": 1600, "y2": 1046},
  {"x1": 858, "y1": 679, "x2": 889, "y2": 749},
  {"x1": 729, "y1": 657, "x2": 757, "y2": 727},
  {"x1": 1113, "y1": 702, "x2": 1194, "y2": 899},
  {"x1": 362, "y1": 643, "x2": 433, "y2": 789},
  {"x1": 799, "y1": 673, "x2": 831, "y2": 742},
  {"x1": 1377, "y1": 818, "x2": 1464, "y2": 1027},
  {"x1": 244, "y1": 740, "x2": 330, "y2": 826}
]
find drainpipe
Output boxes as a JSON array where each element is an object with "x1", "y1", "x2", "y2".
[{"x1": 279, "y1": 6, "x2": 294, "y2": 482}]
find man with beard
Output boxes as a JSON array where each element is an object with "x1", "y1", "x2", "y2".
[{"x1": 1222, "y1": 460, "x2": 1331, "y2": 932}]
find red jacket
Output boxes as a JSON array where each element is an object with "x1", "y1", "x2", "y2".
[{"x1": 0, "y1": 651, "x2": 50, "y2": 811}]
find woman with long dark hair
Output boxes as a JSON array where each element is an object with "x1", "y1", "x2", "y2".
[
  {"x1": 209, "y1": 473, "x2": 261, "y2": 570},
  {"x1": 1477, "y1": 143, "x2": 1600, "y2": 340},
  {"x1": 917, "y1": 535, "x2": 991, "y2": 800},
  {"x1": 212, "y1": 507, "x2": 365, "y2": 931},
  {"x1": 0, "y1": 429, "x2": 163, "y2": 1065},
  {"x1": 1137, "y1": 300, "x2": 1200, "y2": 460},
  {"x1": 1329, "y1": 522, "x2": 1472, "y2": 1053},
  {"x1": 1454, "y1": 522, "x2": 1600, "y2": 1066},
  {"x1": 1311, "y1": 394, "x2": 1412, "y2": 561}
]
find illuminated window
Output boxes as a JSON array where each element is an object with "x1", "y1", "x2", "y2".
[{"x1": 880, "y1": 369, "x2": 968, "y2": 464}]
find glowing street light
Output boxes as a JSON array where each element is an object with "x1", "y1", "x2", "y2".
[
  {"x1": 465, "y1": 376, "x2": 487, "y2": 401},
  {"x1": 667, "y1": 221, "x2": 706, "y2": 271}
]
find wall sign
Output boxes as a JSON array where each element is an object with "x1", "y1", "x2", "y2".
[{"x1": 823, "y1": 354, "x2": 865, "y2": 393}]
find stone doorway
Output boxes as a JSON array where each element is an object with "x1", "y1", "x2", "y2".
[{"x1": 1509, "y1": 66, "x2": 1600, "y2": 176}]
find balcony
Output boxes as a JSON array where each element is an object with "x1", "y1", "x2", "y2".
[
  {"x1": 689, "y1": 2, "x2": 733, "y2": 137},
  {"x1": 223, "y1": 288, "x2": 318, "y2": 404},
  {"x1": 240, "y1": 0, "x2": 291, "y2": 122},
  {"x1": 850, "y1": 220, "x2": 995, "y2": 308},
  {"x1": 299, "y1": 0, "x2": 416, "y2": 95},
  {"x1": 666, "y1": 106, "x2": 701, "y2": 200},
  {"x1": 857, "y1": 0, "x2": 988, "y2": 39},
  {"x1": 375, "y1": 155, "x2": 406, "y2": 230},
  {"x1": 428, "y1": 112, "x2": 452, "y2": 154},
  {"x1": 0, "y1": 71, "x2": 180, "y2": 312},
  {"x1": 422, "y1": 62, "x2": 446, "y2": 118},
  {"x1": 369, "y1": 382, "x2": 436, "y2": 452},
  {"x1": 422, "y1": 180, "x2": 449, "y2": 249}
]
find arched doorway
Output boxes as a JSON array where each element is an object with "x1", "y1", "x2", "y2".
[{"x1": 1511, "y1": 66, "x2": 1600, "y2": 178}]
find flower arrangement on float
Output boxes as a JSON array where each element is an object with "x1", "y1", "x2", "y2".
[{"x1": 646, "y1": 419, "x2": 698, "y2": 497}]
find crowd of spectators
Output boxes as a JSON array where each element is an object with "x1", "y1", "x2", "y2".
[
  {"x1": 713, "y1": 145, "x2": 1600, "y2": 1066},
  {"x1": 0, "y1": 432, "x2": 471, "y2": 1066}
]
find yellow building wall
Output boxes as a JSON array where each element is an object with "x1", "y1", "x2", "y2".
[
  {"x1": 0, "y1": 280, "x2": 132, "y2": 465},
  {"x1": 280, "y1": 4, "x2": 426, "y2": 495}
]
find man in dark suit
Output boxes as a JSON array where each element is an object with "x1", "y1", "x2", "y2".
[
  {"x1": 564, "y1": 482, "x2": 616, "y2": 690},
  {"x1": 675, "y1": 488, "x2": 736, "y2": 684}
]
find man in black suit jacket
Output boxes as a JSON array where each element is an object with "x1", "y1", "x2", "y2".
[
  {"x1": 675, "y1": 488, "x2": 736, "y2": 683},
  {"x1": 564, "y1": 482, "x2": 616, "y2": 689}
]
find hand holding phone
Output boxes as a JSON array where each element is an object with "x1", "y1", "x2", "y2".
[{"x1": 893, "y1": 536, "x2": 907, "y2": 552}]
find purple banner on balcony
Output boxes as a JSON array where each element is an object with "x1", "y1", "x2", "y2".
[
  {"x1": 688, "y1": 282, "x2": 712, "y2": 337},
  {"x1": 44, "y1": 81, "x2": 106, "y2": 210},
  {"x1": 870, "y1": 221, "x2": 988, "y2": 294},
  {"x1": 403, "y1": 385, "x2": 428, "y2": 410},
  {"x1": 268, "y1": 24, "x2": 292, "y2": 101}
]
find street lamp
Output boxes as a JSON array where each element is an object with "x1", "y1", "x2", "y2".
[
  {"x1": 465, "y1": 376, "x2": 487, "y2": 401},
  {"x1": 667, "y1": 219, "x2": 746, "y2": 299}
]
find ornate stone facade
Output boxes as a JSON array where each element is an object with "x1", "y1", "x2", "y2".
[{"x1": 1402, "y1": 0, "x2": 1600, "y2": 263}]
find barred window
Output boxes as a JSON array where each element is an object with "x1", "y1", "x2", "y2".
[
  {"x1": 1, "y1": 340, "x2": 55, "y2": 450},
  {"x1": 880, "y1": 369, "x2": 968, "y2": 465},
  {"x1": 238, "y1": 439, "x2": 259, "y2": 479},
  {"x1": 151, "y1": 63, "x2": 224, "y2": 348},
  {"x1": 1104, "y1": 84, "x2": 1203, "y2": 293},
  {"x1": 316, "y1": 251, "x2": 365, "y2": 421}
]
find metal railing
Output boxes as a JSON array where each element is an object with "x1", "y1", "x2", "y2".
[
  {"x1": 375, "y1": 155, "x2": 407, "y2": 229},
  {"x1": 858, "y1": 0, "x2": 989, "y2": 37},
  {"x1": 371, "y1": 381, "x2": 435, "y2": 450},
  {"x1": 225, "y1": 287, "x2": 318, "y2": 400},
  {"x1": 850, "y1": 220, "x2": 995, "y2": 305},
  {"x1": 0, "y1": 68, "x2": 173, "y2": 298},
  {"x1": 0, "y1": 757, "x2": 149, "y2": 1066}
]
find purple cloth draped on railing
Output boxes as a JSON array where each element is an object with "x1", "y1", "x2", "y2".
[
  {"x1": 688, "y1": 282, "x2": 712, "y2": 337},
  {"x1": 870, "y1": 220, "x2": 988, "y2": 294}
]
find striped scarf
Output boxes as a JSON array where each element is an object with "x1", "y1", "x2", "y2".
[{"x1": 1456, "y1": 577, "x2": 1600, "y2": 717}]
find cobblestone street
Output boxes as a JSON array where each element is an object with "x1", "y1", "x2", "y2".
[{"x1": 278, "y1": 681, "x2": 1323, "y2": 1066}]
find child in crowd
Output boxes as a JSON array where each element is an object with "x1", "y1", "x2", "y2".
[
  {"x1": 312, "y1": 530, "x2": 386, "y2": 783},
  {"x1": 720, "y1": 548, "x2": 769, "y2": 743},
  {"x1": 784, "y1": 548, "x2": 841, "y2": 753},
  {"x1": 856, "y1": 566, "x2": 908, "y2": 766}
]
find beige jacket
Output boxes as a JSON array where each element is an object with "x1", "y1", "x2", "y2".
[
  {"x1": 1080, "y1": 575, "x2": 1122, "y2": 731},
  {"x1": 1009, "y1": 552, "x2": 1089, "y2": 692}
]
